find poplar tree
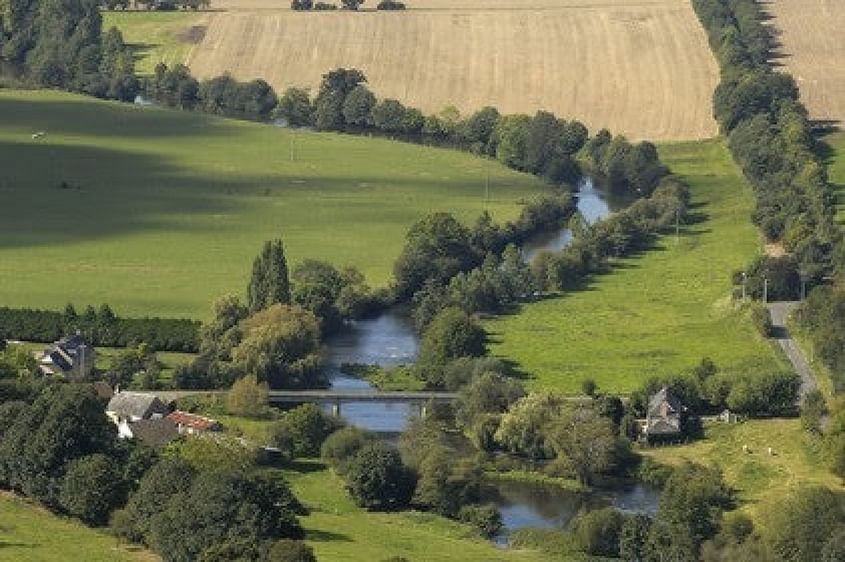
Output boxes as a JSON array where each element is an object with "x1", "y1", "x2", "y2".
[{"x1": 247, "y1": 238, "x2": 291, "y2": 312}]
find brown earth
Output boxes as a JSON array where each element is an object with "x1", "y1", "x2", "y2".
[
  {"x1": 186, "y1": 0, "x2": 719, "y2": 140},
  {"x1": 766, "y1": 0, "x2": 845, "y2": 127}
]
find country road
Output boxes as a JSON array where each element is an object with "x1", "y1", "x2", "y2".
[{"x1": 768, "y1": 301, "x2": 816, "y2": 400}]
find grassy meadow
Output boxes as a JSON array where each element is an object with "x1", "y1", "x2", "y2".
[
  {"x1": 0, "y1": 90, "x2": 547, "y2": 318},
  {"x1": 102, "y1": 11, "x2": 205, "y2": 75},
  {"x1": 485, "y1": 140, "x2": 787, "y2": 394},
  {"x1": 0, "y1": 493, "x2": 156, "y2": 562},
  {"x1": 642, "y1": 419, "x2": 843, "y2": 527}
]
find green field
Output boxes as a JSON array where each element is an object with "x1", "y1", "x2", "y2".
[
  {"x1": 285, "y1": 460, "x2": 551, "y2": 562},
  {"x1": 827, "y1": 131, "x2": 845, "y2": 224},
  {"x1": 0, "y1": 493, "x2": 156, "y2": 562},
  {"x1": 485, "y1": 140, "x2": 786, "y2": 394},
  {"x1": 0, "y1": 90, "x2": 546, "y2": 318},
  {"x1": 643, "y1": 419, "x2": 842, "y2": 527},
  {"x1": 102, "y1": 11, "x2": 203, "y2": 75}
]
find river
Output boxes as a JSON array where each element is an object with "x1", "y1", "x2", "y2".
[{"x1": 316, "y1": 177, "x2": 658, "y2": 540}]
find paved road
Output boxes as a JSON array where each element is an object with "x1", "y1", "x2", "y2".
[{"x1": 767, "y1": 301, "x2": 816, "y2": 400}]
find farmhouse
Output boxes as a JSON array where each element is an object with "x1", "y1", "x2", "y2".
[
  {"x1": 643, "y1": 386, "x2": 684, "y2": 440},
  {"x1": 124, "y1": 417, "x2": 180, "y2": 448},
  {"x1": 36, "y1": 334, "x2": 96, "y2": 379},
  {"x1": 106, "y1": 391, "x2": 169, "y2": 439},
  {"x1": 167, "y1": 410, "x2": 222, "y2": 435}
]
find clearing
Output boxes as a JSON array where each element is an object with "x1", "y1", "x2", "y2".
[
  {"x1": 107, "y1": 0, "x2": 720, "y2": 141},
  {"x1": 766, "y1": 0, "x2": 845, "y2": 127},
  {"x1": 0, "y1": 90, "x2": 545, "y2": 318},
  {"x1": 485, "y1": 140, "x2": 787, "y2": 394},
  {"x1": 0, "y1": 492, "x2": 156, "y2": 562},
  {"x1": 643, "y1": 419, "x2": 843, "y2": 526}
]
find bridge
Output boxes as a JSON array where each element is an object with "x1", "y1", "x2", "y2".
[{"x1": 150, "y1": 389, "x2": 458, "y2": 418}]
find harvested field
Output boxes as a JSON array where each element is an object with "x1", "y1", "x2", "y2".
[
  {"x1": 767, "y1": 0, "x2": 845, "y2": 126},
  {"x1": 185, "y1": 0, "x2": 719, "y2": 141}
]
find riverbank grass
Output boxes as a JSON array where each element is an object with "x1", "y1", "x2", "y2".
[
  {"x1": 103, "y1": 11, "x2": 204, "y2": 75},
  {"x1": 0, "y1": 492, "x2": 155, "y2": 562},
  {"x1": 284, "y1": 460, "x2": 551, "y2": 562},
  {"x1": 0, "y1": 90, "x2": 547, "y2": 318},
  {"x1": 642, "y1": 419, "x2": 842, "y2": 527},
  {"x1": 485, "y1": 139, "x2": 786, "y2": 394}
]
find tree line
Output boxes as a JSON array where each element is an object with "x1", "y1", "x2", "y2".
[
  {"x1": 0, "y1": 0, "x2": 139, "y2": 101},
  {"x1": 291, "y1": 0, "x2": 406, "y2": 10},
  {"x1": 101, "y1": 0, "x2": 211, "y2": 9},
  {"x1": 0, "y1": 305, "x2": 200, "y2": 352},
  {"x1": 693, "y1": 0, "x2": 843, "y2": 299}
]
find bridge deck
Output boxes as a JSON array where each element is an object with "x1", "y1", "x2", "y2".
[{"x1": 267, "y1": 390, "x2": 458, "y2": 403}]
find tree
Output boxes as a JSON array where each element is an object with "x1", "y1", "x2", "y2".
[
  {"x1": 341, "y1": 0, "x2": 364, "y2": 9},
  {"x1": 122, "y1": 458, "x2": 195, "y2": 542},
  {"x1": 494, "y1": 393, "x2": 564, "y2": 459},
  {"x1": 226, "y1": 374, "x2": 270, "y2": 418},
  {"x1": 768, "y1": 487, "x2": 844, "y2": 562},
  {"x1": 459, "y1": 106, "x2": 500, "y2": 153},
  {"x1": 271, "y1": 403, "x2": 343, "y2": 457},
  {"x1": 493, "y1": 114, "x2": 531, "y2": 170},
  {"x1": 267, "y1": 540, "x2": 317, "y2": 562},
  {"x1": 176, "y1": 436, "x2": 259, "y2": 473},
  {"x1": 59, "y1": 453, "x2": 125, "y2": 525},
  {"x1": 455, "y1": 372, "x2": 524, "y2": 429},
  {"x1": 345, "y1": 442, "x2": 415, "y2": 510},
  {"x1": 342, "y1": 84, "x2": 376, "y2": 127},
  {"x1": 275, "y1": 87, "x2": 313, "y2": 126},
  {"x1": 417, "y1": 308, "x2": 486, "y2": 385},
  {"x1": 571, "y1": 507, "x2": 624, "y2": 557},
  {"x1": 149, "y1": 471, "x2": 304, "y2": 562},
  {"x1": 620, "y1": 514, "x2": 652, "y2": 562},
  {"x1": 320, "y1": 426, "x2": 374, "y2": 474},
  {"x1": 547, "y1": 404, "x2": 621, "y2": 485},
  {"x1": 291, "y1": 259, "x2": 346, "y2": 332},
  {"x1": 371, "y1": 99, "x2": 408, "y2": 133},
  {"x1": 231, "y1": 304, "x2": 323, "y2": 389},
  {"x1": 247, "y1": 238, "x2": 291, "y2": 312}
]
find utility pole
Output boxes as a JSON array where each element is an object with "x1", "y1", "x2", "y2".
[
  {"x1": 675, "y1": 207, "x2": 680, "y2": 243},
  {"x1": 741, "y1": 272, "x2": 747, "y2": 301},
  {"x1": 289, "y1": 131, "x2": 295, "y2": 162},
  {"x1": 763, "y1": 277, "x2": 768, "y2": 304}
]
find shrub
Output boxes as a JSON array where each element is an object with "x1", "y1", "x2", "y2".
[
  {"x1": 267, "y1": 539, "x2": 317, "y2": 562},
  {"x1": 377, "y1": 0, "x2": 405, "y2": 9},
  {"x1": 272, "y1": 403, "x2": 343, "y2": 458},
  {"x1": 750, "y1": 304, "x2": 773, "y2": 337},
  {"x1": 226, "y1": 374, "x2": 270, "y2": 418},
  {"x1": 571, "y1": 507, "x2": 624, "y2": 557},
  {"x1": 344, "y1": 442, "x2": 416, "y2": 510},
  {"x1": 457, "y1": 504, "x2": 502, "y2": 538},
  {"x1": 320, "y1": 426, "x2": 374, "y2": 474}
]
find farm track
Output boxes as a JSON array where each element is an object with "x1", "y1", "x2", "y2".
[
  {"x1": 187, "y1": 0, "x2": 719, "y2": 140},
  {"x1": 766, "y1": 0, "x2": 845, "y2": 127}
]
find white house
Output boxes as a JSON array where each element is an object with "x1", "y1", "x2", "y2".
[{"x1": 106, "y1": 391, "x2": 169, "y2": 439}]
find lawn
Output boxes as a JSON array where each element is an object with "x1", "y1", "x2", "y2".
[
  {"x1": 485, "y1": 140, "x2": 787, "y2": 394},
  {"x1": 0, "y1": 492, "x2": 156, "y2": 562},
  {"x1": 0, "y1": 90, "x2": 547, "y2": 319},
  {"x1": 826, "y1": 131, "x2": 845, "y2": 224},
  {"x1": 103, "y1": 11, "x2": 205, "y2": 75},
  {"x1": 642, "y1": 419, "x2": 843, "y2": 527},
  {"x1": 284, "y1": 460, "x2": 554, "y2": 562}
]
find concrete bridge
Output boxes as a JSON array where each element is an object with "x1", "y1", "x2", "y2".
[{"x1": 267, "y1": 390, "x2": 458, "y2": 417}]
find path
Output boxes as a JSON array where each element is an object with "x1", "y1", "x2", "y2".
[{"x1": 767, "y1": 301, "x2": 816, "y2": 399}]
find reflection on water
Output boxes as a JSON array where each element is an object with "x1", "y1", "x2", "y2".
[{"x1": 488, "y1": 480, "x2": 660, "y2": 545}]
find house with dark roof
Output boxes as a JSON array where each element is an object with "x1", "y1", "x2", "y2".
[
  {"x1": 642, "y1": 386, "x2": 684, "y2": 440},
  {"x1": 167, "y1": 411, "x2": 222, "y2": 435},
  {"x1": 37, "y1": 334, "x2": 96, "y2": 380},
  {"x1": 106, "y1": 391, "x2": 170, "y2": 439},
  {"x1": 126, "y1": 418, "x2": 180, "y2": 448}
]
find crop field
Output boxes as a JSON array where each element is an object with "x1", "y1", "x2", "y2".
[
  {"x1": 0, "y1": 493, "x2": 156, "y2": 562},
  {"x1": 0, "y1": 90, "x2": 545, "y2": 318},
  {"x1": 643, "y1": 419, "x2": 843, "y2": 526},
  {"x1": 766, "y1": 0, "x2": 845, "y2": 127},
  {"x1": 108, "y1": 0, "x2": 719, "y2": 141},
  {"x1": 485, "y1": 140, "x2": 787, "y2": 394}
]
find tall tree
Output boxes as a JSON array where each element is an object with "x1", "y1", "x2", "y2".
[{"x1": 247, "y1": 238, "x2": 291, "y2": 313}]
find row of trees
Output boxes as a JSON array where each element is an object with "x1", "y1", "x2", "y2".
[
  {"x1": 101, "y1": 0, "x2": 211, "y2": 9},
  {"x1": 0, "y1": 0, "x2": 139, "y2": 101},
  {"x1": 0, "y1": 305, "x2": 200, "y2": 352},
  {"x1": 796, "y1": 285, "x2": 845, "y2": 391},
  {"x1": 693, "y1": 0, "x2": 843, "y2": 295}
]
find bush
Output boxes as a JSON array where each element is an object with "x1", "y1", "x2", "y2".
[
  {"x1": 377, "y1": 0, "x2": 405, "y2": 8},
  {"x1": 272, "y1": 404, "x2": 343, "y2": 458},
  {"x1": 571, "y1": 507, "x2": 624, "y2": 557},
  {"x1": 750, "y1": 303, "x2": 773, "y2": 337},
  {"x1": 320, "y1": 426, "x2": 374, "y2": 474},
  {"x1": 226, "y1": 374, "x2": 270, "y2": 418},
  {"x1": 457, "y1": 504, "x2": 502, "y2": 538},
  {"x1": 267, "y1": 539, "x2": 317, "y2": 562},
  {"x1": 344, "y1": 442, "x2": 416, "y2": 510}
]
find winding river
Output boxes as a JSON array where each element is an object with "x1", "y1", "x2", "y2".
[{"x1": 317, "y1": 177, "x2": 658, "y2": 540}]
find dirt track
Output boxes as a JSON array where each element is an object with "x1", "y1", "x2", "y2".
[
  {"x1": 187, "y1": 0, "x2": 719, "y2": 140},
  {"x1": 766, "y1": 0, "x2": 845, "y2": 127}
]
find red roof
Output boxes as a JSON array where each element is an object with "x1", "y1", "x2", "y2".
[{"x1": 167, "y1": 410, "x2": 220, "y2": 432}]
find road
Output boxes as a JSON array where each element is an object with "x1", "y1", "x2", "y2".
[{"x1": 767, "y1": 301, "x2": 816, "y2": 400}]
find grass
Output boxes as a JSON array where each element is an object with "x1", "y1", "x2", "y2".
[
  {"x1": 283, "y1": 460, "x2": 553, "y2": 562},
  {"x1": 642, "y1": 419, "x2": 843, "y2": 527},
  {"x1": 0, "y1": 90, "x2": 547, "y2": 319},
  {"x1": 0, "y1": 492, "x2": 156, "y2": 562},
  {"x1": 826, "y1": 131, "x2": 845, "y2": 224},
  {"x1": 485, "y1": 140, "x2": 787, "y2": 394},
  {"x1": 103, "y1": 11, "x2": 204, "y2": 75}
]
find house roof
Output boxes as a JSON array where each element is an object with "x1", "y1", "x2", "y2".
[
  {"x1": 167, "y1": 410, "x2": 221, "y2": 432},
  {"x1": 129, "y1": 418, "x2": 180, "y2": 448},
  {"x1": 92, "y1": 381, "x2": 114, "y2": 401},
  {"x1": 107, "y1": 392, "x2": 168, "y2": 420},
  {"x1": 647, "y1": 386, "x2": 683, "y2": 418}
]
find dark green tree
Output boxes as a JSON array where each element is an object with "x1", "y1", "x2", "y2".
[
  {"x1": 345, "y1": 442, "x2": 415, "y2": 511},
  {"x1": 59, "y1": 453, "x2": 125, "y2": 525},
  {"x1": 247, "y1": 238, "x2": 291, "y2": 312}
]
